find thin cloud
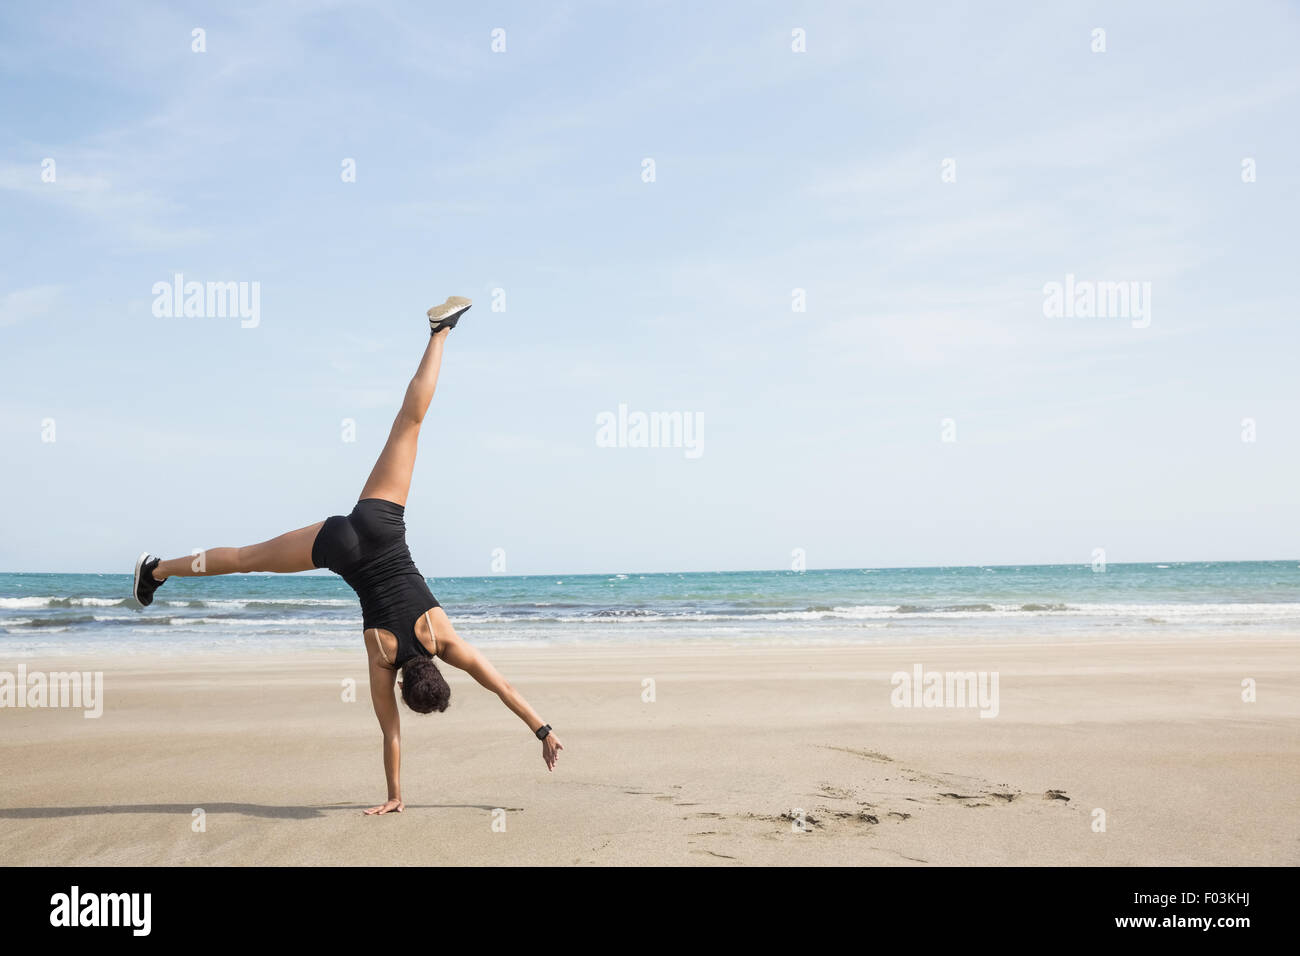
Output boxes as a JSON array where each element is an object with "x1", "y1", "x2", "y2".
[{"x1": 0, "y1": 285, "x2": 59, "y2": 327}]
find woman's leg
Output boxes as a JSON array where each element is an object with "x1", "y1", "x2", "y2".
[
  {"x1": 151, "y1": 521, "x2": 324, "y2": 581},
  {"x1": 358, "y1": 328, "x2": 449, "y2": 506}
]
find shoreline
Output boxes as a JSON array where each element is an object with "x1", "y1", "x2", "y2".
[{"x1": 5, "y1": 629, "x2": 1300, "y2": 662}]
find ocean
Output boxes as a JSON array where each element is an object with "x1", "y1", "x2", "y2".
[{"x1": 2, "y1": 561, "x2": 1298, "y2": 657}]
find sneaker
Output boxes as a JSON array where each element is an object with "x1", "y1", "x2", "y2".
[
  {"x1": 427, "y1": 296, "x2": 472, "y2": 334},
  {"x1": 132, "y1": 552, "x2": 165, "y2": 607}
]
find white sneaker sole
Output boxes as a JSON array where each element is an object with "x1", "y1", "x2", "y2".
[
  {"x1": 133, "y1": 551, "x2": 151, "y2": 606},
  {"x1": 427, "y1": 296, "x2": 472, "y2": 325}
]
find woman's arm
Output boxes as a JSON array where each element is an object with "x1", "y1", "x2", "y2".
[
  {"x1": 364, "y1": 635, "x2": 404, "y2": 813},
  {"x1": 438, "y1": 631, "x2": 564, "y2": 771}
]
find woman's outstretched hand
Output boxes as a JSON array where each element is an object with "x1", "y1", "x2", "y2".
[
  {"x1": 364, "y1": 797, "x2": 404, "y2": 815},
  {"x1": 542, "y1": 732, "x2": 564, "y2": 771}
]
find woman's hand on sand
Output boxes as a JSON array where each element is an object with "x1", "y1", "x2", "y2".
[
  {"x1": 364, "y1": 797, "x2": 404, "y2": 815},
  {"x1": 542, "y1": 732, "x2": 563, "y2": 771}
]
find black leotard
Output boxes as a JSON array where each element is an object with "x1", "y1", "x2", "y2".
[{"x1": 310, "y1": 498, "x2": 439, "y2": 667}]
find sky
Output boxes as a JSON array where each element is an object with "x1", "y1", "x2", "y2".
[{"x1": 2, "y1": 1, "x2": 1298, "y2": 576}]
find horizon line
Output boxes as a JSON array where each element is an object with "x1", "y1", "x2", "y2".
[{"x1": 7, "y1": 556, "x2": 1299, "y2": 580}]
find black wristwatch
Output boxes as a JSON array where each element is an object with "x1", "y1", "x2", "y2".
[{"x1": 535, "y1": 724, "x2": 552, "y2": 741}]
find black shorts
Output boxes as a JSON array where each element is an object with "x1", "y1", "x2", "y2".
[{"x1": 312, "y1": 497, "x2": 439, "y2": 667}]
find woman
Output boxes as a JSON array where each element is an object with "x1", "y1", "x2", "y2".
[{"x1": 129, "y1": 296, "x2": 563, "y2": 815}]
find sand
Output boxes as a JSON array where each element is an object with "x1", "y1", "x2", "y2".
[{"x1": 1, "y1": 637, "x2": 1296, "y2": 866}]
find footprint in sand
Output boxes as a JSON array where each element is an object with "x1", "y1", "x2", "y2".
[
  {"x1": 821, "y1": 745, "x2": 894, "y2": 763},
  {"x1": 791, "y1": 746, "x2": 1076, "y2": 829},
  {"x1": 817, "y1": 783, "x2": 855, "y2": 799},
  {"x1": 690, "y1": 849, "x2": 740, "y2": 862},
  {"x1": 623, "y1": 789, "x2": 677, "y2": 803},
  {"x1": 832, "y1": 810, "x2": 880, "y2": 824}
]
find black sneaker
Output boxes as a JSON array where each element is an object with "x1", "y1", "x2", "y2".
[
  {"x1": 132, "y1": 552, "x2": 165, "y2": 607},
  {"x1": 427, "y1": 296, "x2": 472, "y2": 334}
]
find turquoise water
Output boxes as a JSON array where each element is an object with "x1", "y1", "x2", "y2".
[{"x1": 2, "y1": 561, "x2": 1298, "y2": 657}]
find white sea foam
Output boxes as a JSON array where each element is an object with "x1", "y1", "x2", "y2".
[
  {"x1": 164, "y1": 597, "x2": 356, "y2": 609},
  {"x1": 0, "y1": 596, "x2": 124, "y2": 608}
]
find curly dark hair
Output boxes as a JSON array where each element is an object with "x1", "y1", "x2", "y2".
[{"x1": 400, "y1": 657, "x2": 451, "y2": 714}]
